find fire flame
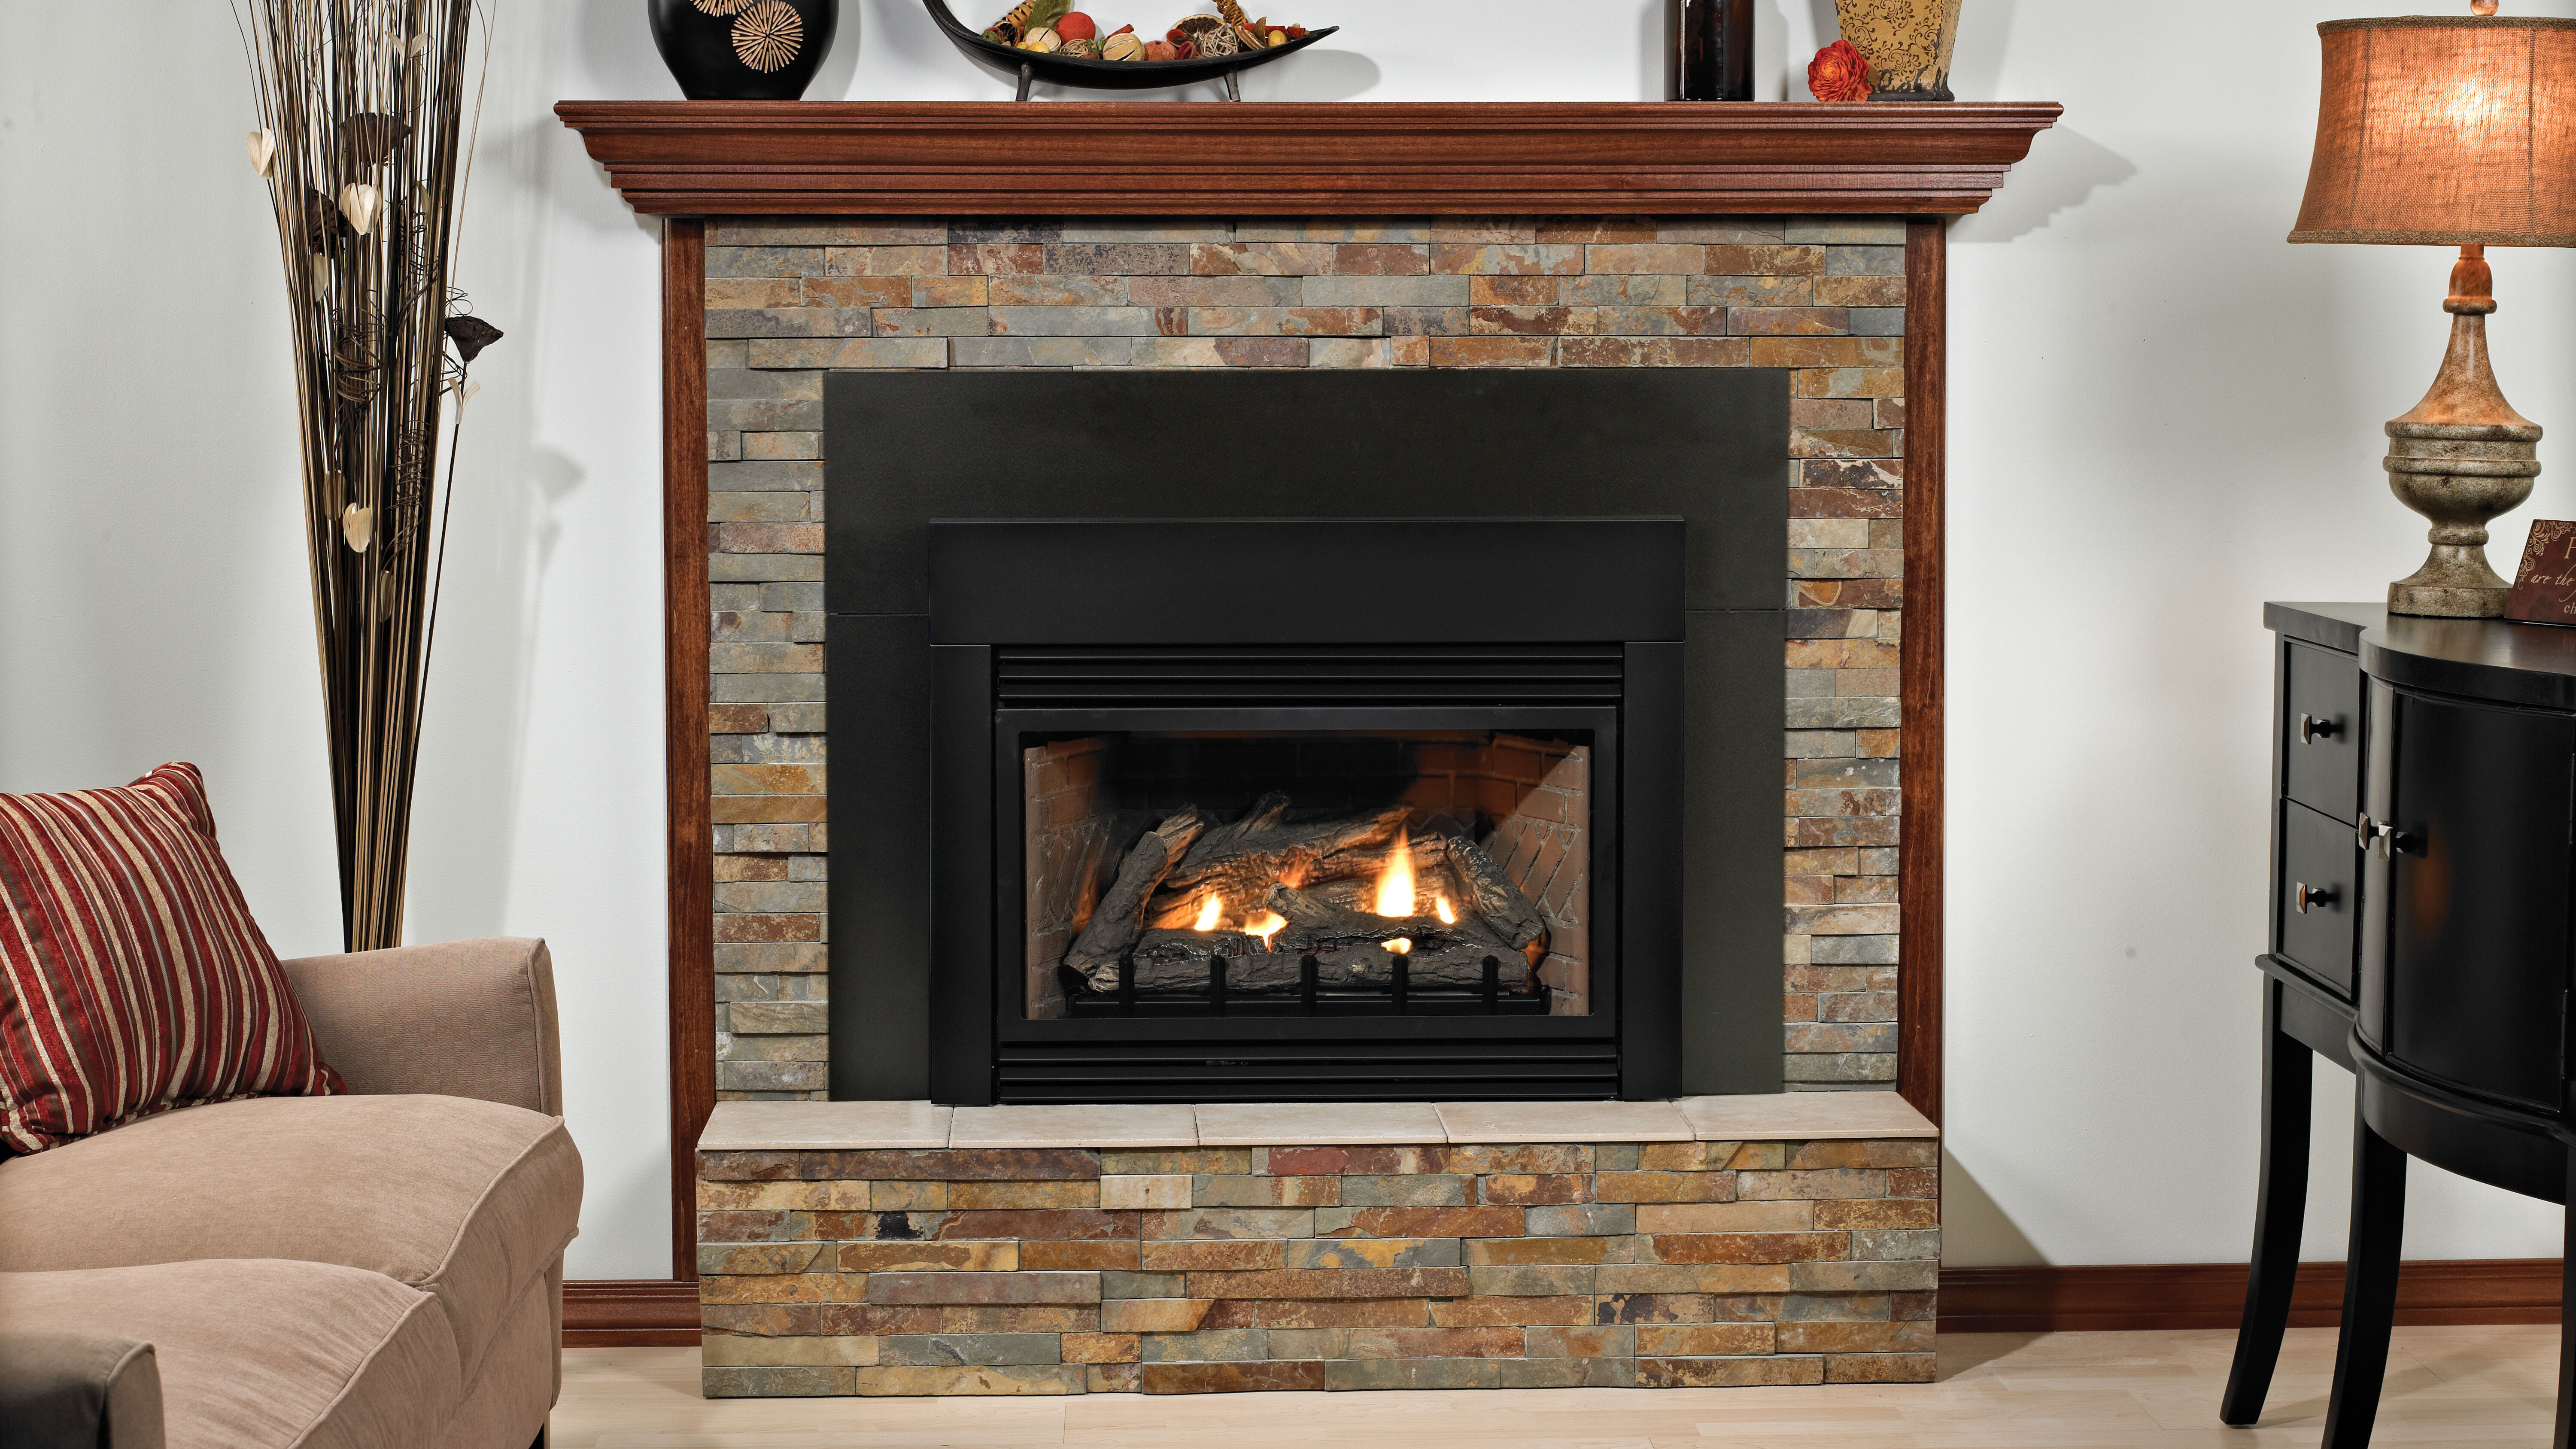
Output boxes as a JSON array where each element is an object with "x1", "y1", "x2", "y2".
[
  {"x1": 1373, "y1": 828, "x2": 1415, "y2": 918},
  {"x1": 1386, "y1": 937, "x2": 1413, "y2": 955},
  {"x1": 1192, "y1": 895, "x2": 1224, "y2": 932},
  {"x1": 1434, "y1": 894, "x2": 1456, "y2": 925},
  {"x1": 1245, "y1": 910, "x2": 1286, "y2": 951}
]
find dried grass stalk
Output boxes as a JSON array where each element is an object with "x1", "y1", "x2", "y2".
[{"x1": 235, "y1": 0, "x2": 497, "y2": 952}]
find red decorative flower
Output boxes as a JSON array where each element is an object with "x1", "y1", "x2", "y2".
[{"x1": 1809, "y1": 38, "x2": 1872, "y2": 103}]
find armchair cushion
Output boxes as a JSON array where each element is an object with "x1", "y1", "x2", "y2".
[
  {"x1": 0, "y1": 1261, "x2": 458, "y2": 1449},
  {"x1": 0, "y1": 1094, "x2": 580, "y2": 1387},
  {"x1": 0, "y1": 763, "x2": 342, "y2": 1154}
]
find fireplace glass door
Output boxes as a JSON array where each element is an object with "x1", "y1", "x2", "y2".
[{"x1": 1008, "y1": 717, "x2": 1612, "y2": 1024}]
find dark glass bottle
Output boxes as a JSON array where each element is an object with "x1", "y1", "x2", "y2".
[{"x1": 1667, "y1": 0, "x2": 1753, "y2": 102}]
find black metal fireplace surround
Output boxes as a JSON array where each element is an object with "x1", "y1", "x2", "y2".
[{"x1": 825, "y1": 371, "x2": 1788, "y2": 1105}]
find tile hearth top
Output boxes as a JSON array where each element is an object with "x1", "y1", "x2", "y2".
[
  {"x1": 1679, "y1": 1089, "x2": 1942, "y2": 1142},
  {"x1": 1437, "y1": 1100, "x2": 1693, "y2": 1143},
  {"x1": 1192, "y1": 1100, "x2": 1446, "y2": 1145},
  {"x1": 949, "y1": 1102, "x2": 1199, "y2": 1148},
  {"x1": 698, "y1": 1100, "x2": 953, "y2": 1149},
  {"x1": 699, "y1": 1094, "x2": 1936, "y2": 1153}
]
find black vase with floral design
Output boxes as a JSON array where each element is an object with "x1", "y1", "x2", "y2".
[{"x1": 649, "y1": 0, "x2": 837, "y2": 100}]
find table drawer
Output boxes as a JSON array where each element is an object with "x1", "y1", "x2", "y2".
[
  {"x1": 2277, "y1": 798, "x2": 2357, "y2": 998},
  {"x1": 2283, "y1": 641, "x2": 2361, "y2": 822}
]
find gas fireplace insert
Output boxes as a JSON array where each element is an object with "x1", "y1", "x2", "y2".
[
  {"x1": 824, "y1": 370, "x2": 1789, "y2": 1105},
  {"x1": 938, "y1": 519, "x2": 1671, "y2": 1104}
]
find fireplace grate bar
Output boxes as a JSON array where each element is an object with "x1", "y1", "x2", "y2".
[
  {"x1": 996, "y1": 1046, "x2": 1621, "y2": 1103},
  {"x1": 1002, "y1": 689, "x2": 1624, "y2": 708},
  {"x1": 1066, "y1": 993, "x2": 1553, "y2": 1018},
  {"x1": 996, "y1": 1076, "x2": 1620, "y2": 1103},
  {"x1": 999, "y1": 646, "x2": 1624, "y2": 662}
]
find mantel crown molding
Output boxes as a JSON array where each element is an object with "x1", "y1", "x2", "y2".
[{"x1": 556, "y1": 100, "x2": 2062, "y2": 217}]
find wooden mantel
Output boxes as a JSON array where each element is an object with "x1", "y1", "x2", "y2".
[{"x1": 556, "y1": 100, "x2": 2060, "y2": 216}]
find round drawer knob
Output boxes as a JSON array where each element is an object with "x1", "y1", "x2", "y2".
[
  {"x1": 2296, "y1": 882, "x2": 2337, "y2": 914},
  {"x1": 2298, "y1": 713, "x2": 2339, "y2": 744}
]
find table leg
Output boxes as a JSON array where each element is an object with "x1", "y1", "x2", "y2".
[
  {"x1": 2555, "y1": 1150, "x2": 2575, "y2": 1449},
  {"x1": 2320, "y1": 1112, "x2": 2408, "y2": 1449},
  {"x1": 2221, "y1": 980, "x2": 2316, "y2": 1425}
]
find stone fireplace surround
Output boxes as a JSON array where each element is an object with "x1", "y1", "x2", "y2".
[
  {"x1": 554, "y1": 101, "x2": 2066, "y2": 1341},
  {"x1": 681, "y1": 216, "x2": 1941, "y2": 1392},
  {"x1": 706, "y1": 212, "x2": 1914, "y2": 1107}
]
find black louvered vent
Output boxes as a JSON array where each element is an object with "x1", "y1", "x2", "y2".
[{"x1": 996, "y1": 644, "x2": 1625, "y2": 710}]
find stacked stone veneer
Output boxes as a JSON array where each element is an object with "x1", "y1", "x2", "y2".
[
  {"x1": 705, "y1": 216, "x2": 1908, "y2": 1099},
  {"x1": 698, "y1": 1136, "x2": 1937, "y2": 1394}
]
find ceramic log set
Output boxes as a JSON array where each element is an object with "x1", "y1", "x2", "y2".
[
  {"x1": 650, "y1": 0, "x2": 838, "y2": 100},
  {"x1": 1832, "y1": 0, "x2": 1964, "y2": 101}
]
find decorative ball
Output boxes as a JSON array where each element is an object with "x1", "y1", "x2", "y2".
[
  {"x1": 1056, "y1": 10, "x2": 1097, "y2": 40},
  {"x1": 1142, "y1": 38, "x2": 1176, "y2": 60},
  {"x1": 1059, "y1": 36, "x2": 1100, "y2": 56},
  {"x1": 1101, "y1": 30, "x2": 1146, "y2": 60},
  {"x1": 1807, "y1": 37, "x2": 1872, "y2": 102},
  {"x1": 1018, "y1": 26, "x2": 1062, "y2": 50}
]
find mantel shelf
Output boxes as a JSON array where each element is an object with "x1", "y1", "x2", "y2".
[{"x1": 555, "y1": 100, "x2": 2063, "y2": 217}]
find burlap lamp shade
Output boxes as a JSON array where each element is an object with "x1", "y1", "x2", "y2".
[{"x1": 2289, "y1": 10, "x2": 2576, "y2": 616}]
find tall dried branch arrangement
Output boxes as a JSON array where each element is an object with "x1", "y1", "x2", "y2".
[{"x1": 236, "y1": 0, "x2": 499, "y2": 952}]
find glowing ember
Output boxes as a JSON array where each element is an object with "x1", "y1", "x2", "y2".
[
  {"x1": 1434, "y1": 894, "x2": 1456, "y2": 925},
  {"x1": 1245, "y1": 909, "x2": 1287, "y2": 950},
  {"x1": 1192, "y1": 894, "x2": 1224, "y2": 932},
  {"x1": 1385, "y1": 937, "x2": 1413, "y2": 954},
  {"x1": 1373, "y1": 827, "x2": 1415, "y2": 917}
]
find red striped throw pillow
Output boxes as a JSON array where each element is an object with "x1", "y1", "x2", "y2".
[{"x1": 0, "y1": 762, "x2": 343, "y2": 1153}]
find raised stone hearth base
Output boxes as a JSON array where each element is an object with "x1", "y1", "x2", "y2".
[{"x1": 696, "y1": 1095, "x2": 1938, "y2": 1395}]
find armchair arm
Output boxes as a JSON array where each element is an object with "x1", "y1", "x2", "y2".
[
  {"x1": 0, "y1": 1332, "x2": 164, "y2": 1449},
  {"x1": 279, "y1": 937, "x2": 563, "y2": 1115}
]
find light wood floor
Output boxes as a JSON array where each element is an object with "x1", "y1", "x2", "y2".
[{"x1": 551, "y1": 1327, "x2": 2562, "y2": 1446}]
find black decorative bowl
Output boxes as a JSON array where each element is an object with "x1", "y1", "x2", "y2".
[
  {"x1": 923, "y1": 0, "x2": 1337, "y2": 98},
  {"x1": 651, "y1": 0, "x2": 838, "y2": 101}
]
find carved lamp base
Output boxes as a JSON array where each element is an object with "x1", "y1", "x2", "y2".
[{"x1": 2384, "y1": 246, "x2": 2542, "y2": 618}]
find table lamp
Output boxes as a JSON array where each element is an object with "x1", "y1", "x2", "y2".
[{"x1": 2290, "y1": 3, "x2": 2576, "y2": 617}]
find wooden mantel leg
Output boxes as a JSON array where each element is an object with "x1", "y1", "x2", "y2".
[
  {"x1": 1898, "y1": 217, "x2": 1947, "y2": 1127},
  {"x1": 663, "y1": 216, "x2": 715, "y2": 1282}
]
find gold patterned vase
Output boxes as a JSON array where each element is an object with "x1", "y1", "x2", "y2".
[
  {"x1": 650, "y1": 0, "x2": 837, "y2": 100},
  {"x1": 1831, "y1": 0, "x2": 1964, "y2": 101}
]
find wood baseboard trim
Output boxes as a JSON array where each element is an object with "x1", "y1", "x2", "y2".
[
  {"x1": 1940, "y1": 1259, "x2": 2562, "y2": 1333},
  {"x1": 564, "y1": 1279, "x2": 700, "y2": 1348}
]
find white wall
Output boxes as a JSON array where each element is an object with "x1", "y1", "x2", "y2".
[
  {"x1": 4, "y1": 0, "x2": 2571, "y2": 1276},
  {"x1": 1945, "y1": 1, "x2": 2576, "y2": 1266}
]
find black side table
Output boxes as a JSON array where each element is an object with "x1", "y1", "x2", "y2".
[
  {"x1": 2223, "y1": 604, "x2": 2372, "y2": 1425},
  {"x1": 2227, "y1": 603, "x2": 2576, "y2": 1447}
]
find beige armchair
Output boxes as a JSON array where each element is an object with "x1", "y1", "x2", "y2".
[{"x1": 0, "y1": 938, "x2": 580, "y2": 1449}]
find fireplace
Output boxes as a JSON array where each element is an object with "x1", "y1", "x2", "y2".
[
  {"x1": 541, "y1": 101, "x2": 2051, "y2": 1270},
  {"x1": 827, "y1": 369, "x2": 1788, "y2": 1105},
  {"x1": 933, "y1": 517, "x2": 1674, "y2": 1102}
]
